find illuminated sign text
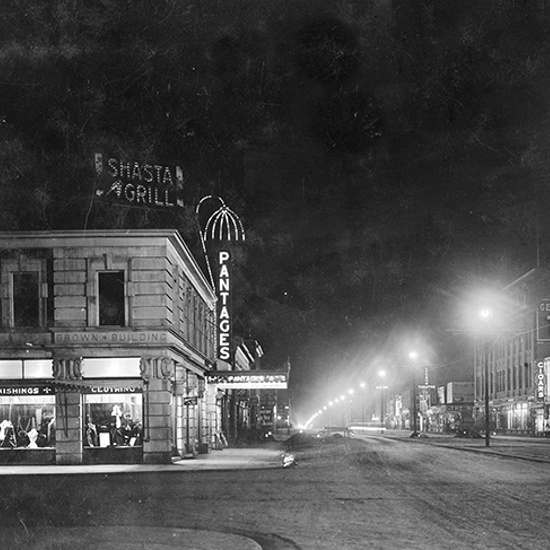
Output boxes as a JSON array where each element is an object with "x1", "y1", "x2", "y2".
[
  {"x1": 207, "y1": 371, "x2": 289, "y2": 389},
  {"x1": 94, "y1": 153, "x2": 185, "y2": 208},
  {"x1": 217, "y1": 250, "x2": 231, "y2": 361},
  {"x1": 0, "y1": 385, "x2": 54, "y2": 396},
  {"x1": 85, "y1": 386, "x2": 142, "y2": 394},
  {"x1": 537, "y1": 360, "x2": 546, "y2": 400}
]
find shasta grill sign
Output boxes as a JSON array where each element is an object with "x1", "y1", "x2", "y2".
[{"x1": 94, "y1": 154, "x2": 186, "y2": 208}]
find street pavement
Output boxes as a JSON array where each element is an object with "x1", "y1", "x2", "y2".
[
  {"x1": 0, "y1": 444, "x2": 285, "y2": 550},
  {"x1": 2, "y1": 434, "x2": 550, "y2": 549}
]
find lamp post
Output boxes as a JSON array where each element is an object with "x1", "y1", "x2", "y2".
[
  {"x1": 448, "y1": 302, "x2": 504, "y2": 447},
  {"x1": 376, "y1": 370, "x2": 388, "y2": 434},
  {"x1": 409, "y1": 352, "x2": 420, "y2": 437},
  {"x1": 359, "y1": 382, "x2": 366, "y2": 423},
  {"x1": 479, "y1": 307, "x2": 493, "y2": 448},
  {"x1": 348, "y1": 389, "x2": 354, "y2": 426},
  {"x1": 328, "y1": 401, "x2": 334, "y2": 427}
]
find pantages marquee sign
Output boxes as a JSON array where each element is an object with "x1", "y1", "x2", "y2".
[
  {"x1": 217, "y1": 250, "x2": 231, "y2": 361},
  {"x1": 207, "y1": 371, "x2": 289, "y2": 389},
  {"x1": 94, "y1": 153, "x2": 187, "y2": 208}
]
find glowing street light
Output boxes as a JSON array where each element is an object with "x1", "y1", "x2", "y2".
[
  {"x1": 478, "y1": 306, "x2": 494, "y2": 447},
  {"x1": 376, "y1": 370, "x2": 388, "y2": 433},
  {"x1": 409, "y1": 351, "x2": 420, "y2": 437},
  {"x1": 478, "y1": 308, "x2": 493, "y2": 322}
]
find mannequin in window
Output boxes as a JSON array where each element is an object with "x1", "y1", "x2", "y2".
[
  {"x1": 85, "y1": 415, "x2": 98, "y2": 447},
  {"x1": 16, "y1": 429, "x2": 30, "y2": 447},
  {"x1": 132, "y1": 420, "x2": 143, "y2": 446},
  {"x1": 0, "y1": 420, "x2": 16, "y2": 448},
  {"x1": 39, "y1": 411, "x2": 55, "y2": 446},
  {"x1": 122, "y1": 413, "x2": 134, "y2": 446},
  {"x1": 109, "y1": 405, "x2": 123, "y2": 445},
  {"x1": 27, "y1": 428, "x2": 38, "y2": 448}
]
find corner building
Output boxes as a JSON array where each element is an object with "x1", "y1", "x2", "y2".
[
  {"x1": 0, "y1": 230, "x2": 217, "y2": 464},
  {"x1": 474, "y1": 268, "x2": 550, "y2": 436}
]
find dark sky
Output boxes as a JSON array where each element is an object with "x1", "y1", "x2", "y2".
[{"x1": 2, "y1": 1, "x2": 550, "y2": 423}]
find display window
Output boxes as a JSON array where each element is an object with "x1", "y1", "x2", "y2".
[
  {"x1": 0, "y1": 359, "x2": 53, "y2": 379},
  {"x1": 0, "y1": 388, "x2": 55, "y2": 448},
  {"x1": 84, "y1": 390, "x2": 142, "y2": 447}
]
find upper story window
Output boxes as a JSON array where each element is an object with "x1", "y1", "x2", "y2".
[
  {"x1": 13, "y1": 272, "x2": 40, "y2": 328},
  {"x1": 98, "y1": 271, "x2": 125, "y2": 326},
  {"x1": 1, "y1": 257, "x2": 49, "y2": 330}
]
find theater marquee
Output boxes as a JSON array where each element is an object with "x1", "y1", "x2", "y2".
[{"x1": 207, "y1": 371, "x2": 289, "y2": 389}]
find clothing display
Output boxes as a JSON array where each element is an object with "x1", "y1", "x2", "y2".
[
  {"x1": 0, "y1": 405, "x2": 55, "y2": 449},
  {"x1": 84, "y1": 399, "x2": 143, "y2": 448}
]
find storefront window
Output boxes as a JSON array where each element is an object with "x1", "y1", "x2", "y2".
[
  {"x1": 25, "y1": 360, "x2": 53, "y2": 379},
  {"x1": 0, "y1": 361, "x2": 23, "y2": 379},
  {"x1": 0, "y1": 390, "x2": 55, "y2": 448},
  {"x1": 0, "y1": 360, "x2": 53, "y2": 379},
  {"x1": 84, "y1": 391, "x2": 142, "y2": 447},
  {"x1": 82, "y1": 358, "x2": 140, "y2": 378}
]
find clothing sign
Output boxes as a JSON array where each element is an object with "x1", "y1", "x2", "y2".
[{"x1": 83, "y1": 386, "x2": 142, "y2": 394}]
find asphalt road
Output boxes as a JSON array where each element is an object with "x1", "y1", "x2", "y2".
[{"x1": 1, "y1": 435, "x2": 550, "y2": 549}]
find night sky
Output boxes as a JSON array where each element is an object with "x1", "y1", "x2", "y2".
[{"x1": 1, "y1": 1, "x2": 550, "y2": 423}]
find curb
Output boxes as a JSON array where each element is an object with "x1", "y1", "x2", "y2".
[
  {"x1": 6, "y1": 526, "x2": 262, "y2": 550},
  {"x1": 385, "y1": 434, "x2": 550, "y2": 464}
]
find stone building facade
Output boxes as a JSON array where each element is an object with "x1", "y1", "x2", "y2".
[
  {"x1": 474, "y1": 268, "x2": 550, "y2": 436},
  {"x1": 0, "y1": 230, "x2": 218, "y2": 464}
]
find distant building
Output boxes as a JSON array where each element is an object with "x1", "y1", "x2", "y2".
[
  {"x1": 0, "y1": 230, "x2": 218, "y2": 464},
  {"x1": 429, "y1": 382, "x2": 474, "y2": 434},
  {"x1": 474, "y1": 268, "x2": 550, "y2": 436}
]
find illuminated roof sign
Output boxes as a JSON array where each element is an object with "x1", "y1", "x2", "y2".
[{"x1": 207, "y1": 371, "x2": 289, "y2": 389}]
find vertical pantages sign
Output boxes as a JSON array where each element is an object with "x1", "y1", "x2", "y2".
[
  {"x1": 217, "y1": 250, "x2": 232, "y2": 361},
  {"x1": 196, "y1": 196, "x2": 246, "y2": 366}
]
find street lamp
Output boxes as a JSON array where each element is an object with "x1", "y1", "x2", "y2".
[
  {"x1": 409, "y1": 352, "x2": 420, "y2": 437},
  {"x1": 359, "y1": 382, "x2": 366, "y2": 422},
  {"x1": 347, "y1": 389, "x2": 355, "y2": 426},
  {"x1": 478, "y1": 307, "x2": 493, "y2": 448},
  {"x1": 376, "y1": 370, "x2": 388, "y2": 433}
]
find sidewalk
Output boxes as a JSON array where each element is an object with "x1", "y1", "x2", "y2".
[
  {"x1": 0, "y1": 444, "x2": 286, "y2": 550},
  {"x1": 384, "y1": 429, "x2": 550, "y2": 463},
  {"x1": 0, "y1": 444, "x2": 285, "y2": 476},
  {"x1": 19, "y1": 526, "x2": 263, "y2": 550}
]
